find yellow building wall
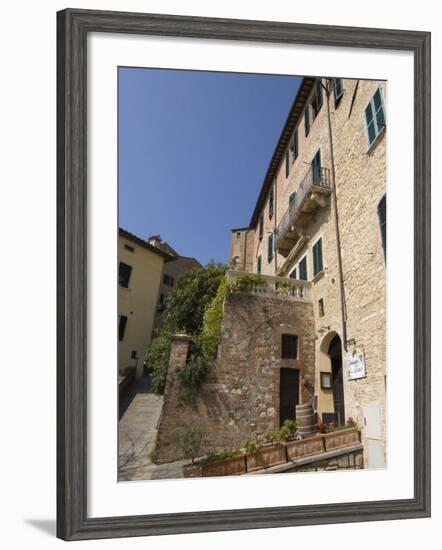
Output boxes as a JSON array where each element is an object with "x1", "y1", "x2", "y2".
[{"x1": 118, "y1": 235, "x2": 165, "y2": 378}]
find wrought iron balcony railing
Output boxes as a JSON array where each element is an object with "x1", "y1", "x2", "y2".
[{"x1": 275, "y1": 165, "x2": 331, "y2": 255}]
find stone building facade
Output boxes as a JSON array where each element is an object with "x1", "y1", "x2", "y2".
[
  {"x1": 227, "y1": 77, "x2": 387, "y2": 469},
  {"x1": 156, "y1": 290, "x2": 315, "y2": 463},
  {"x1": 156, "y1": 77, "x2": 386, "y2": 469}
]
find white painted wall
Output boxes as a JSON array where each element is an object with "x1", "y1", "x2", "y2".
[{"x1": 0, "y1": 0, "x2": 439, "y2": 548}]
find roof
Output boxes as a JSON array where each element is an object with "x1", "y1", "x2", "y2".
[
  {"x1": 230, "y1": 226, "x2": 250, "y2": 233},
  {"x1": 248, "y1": 77, "x2": 316, "y2": 228},
  {"x1": 119, "y1": 228, "x2": 175, "y2": 260}
]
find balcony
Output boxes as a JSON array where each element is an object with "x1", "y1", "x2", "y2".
[
  {"x1": 226, "y1": 270, "x2": 311, "y2": 302},
  {"x1": 275, "y1": 166, "x2": 331, "y2": 257}
]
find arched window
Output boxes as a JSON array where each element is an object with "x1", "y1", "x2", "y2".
[{"x1": 377, "y1": 194, "x2": 386, "y2": 262}]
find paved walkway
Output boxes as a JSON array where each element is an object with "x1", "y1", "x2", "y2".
[{"x1": 118, "y1": 372, "x2": 187, "y2": 481}]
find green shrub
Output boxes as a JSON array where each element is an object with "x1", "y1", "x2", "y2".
[
  {"x1": 176, "y1": 349, "x2": 208, "y2": 402},
  {"x1": 145, "y1": 333, "x2": 172, "y2": 394},
  {"x1": 243, "y1": 439, "x2": 261, "y2": 454},
  {"x1": 202, "y1": 449, "x2": 240, "y2": 464},
  {"x1": 175, "y1": 426, "x2": 205, "y2": 464},
  {"x1": 264, "y1": 419, "x2": 299, "y2": 443},
  {"x1": 228, "y1": 273, "x2": 266, "y2": 294}
]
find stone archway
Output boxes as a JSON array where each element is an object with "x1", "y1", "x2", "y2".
[{"x1": 317, "y1": 331, "x2": 345, "y2": 425}]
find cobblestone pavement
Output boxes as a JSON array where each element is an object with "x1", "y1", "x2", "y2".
[{"x1": 118, "y1": 371, "x2": 188, "y2": 481}]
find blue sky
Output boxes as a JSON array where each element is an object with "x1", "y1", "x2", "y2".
[{"x1": 119, "y1": 67, "x2": 301, "y2": 265}]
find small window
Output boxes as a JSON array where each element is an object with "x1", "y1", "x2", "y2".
[
  {"x1": 285, "y1": 150, "x2": 290, "y2": 178},
  {"x1": 304, "y1": 105, "x2": 310, "y2": 137},
  {"x1": 312, "y1": 79, "x2": 323, "y2": 117},
  {"x1": 236, "y1": 231, "x2": 241, "y2": 239},
  {"x1": 130, "y1": 350, "x2": 137, "y2": 360},
  {"x1": 259, "y1": 214, "x2": 264, "y2": 240},
  {"x1": 365, "y1": 87, "x2": 386, "y2": 146},
  {"x1": 232, "y1": 256, "x2": 240, "y2": 267},
  {"x1": 118, "y1": 315, "x2": 128, "y2": 341},
  {"x1": 289, "y1": 192, "x2": 297, "y2": 208},
  {"x1": 269, "y1": 185, "x2": 274, "y2": 219},
  {"x1": 298, "y1": 256, "x2": 307, "y2": 281},
  {"x1": 163, "y1": 274, "x2": 174, "y2": 286},
  {"x1": 318, "y1": 298, "x2": 325, "y2": 317},
  {"x1": 124, "y1": 244, "x2": 134, "y2": 252},
  {"x1": 281, "y1": 334, "x2": 298, "y2": 359},
  {"x1": 333, "y1": 78, "x2": 344, "y2": 105},
  {"x1": 119, "y1": 262, "x2": 132, "y2": 288},
  {"x1": 289, "y1": 268, "x2": 297, "y2": 279},
  {"x1": 257, "y1": 255, "x2": 262, "y2": 274},
  {"x1": 159, "y1": 293, "x2": 165, "y2": 305},
  {"x1": 378, "y1": 194, "x2": 386, "y2": 262},
  {"x1": 286, "y1": 129, "x2": 299, "y2": 178},
  {"x1": 267, "y1": 233, "x2": 274, "y2": 263},
  {"x1": 312, "y1": 238, "x2": 324, "y2": 276}
]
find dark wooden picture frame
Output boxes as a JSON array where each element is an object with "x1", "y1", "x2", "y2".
[{"x1": 57, "y1": 8, "x2": 431, "y2": 541}]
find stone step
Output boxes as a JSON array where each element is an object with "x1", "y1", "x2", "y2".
[{"x1": 296, "y1": 403, "x2": 313, "y2": 411}]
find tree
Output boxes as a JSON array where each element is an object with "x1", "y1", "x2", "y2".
[{"x1": 161, "y1": 261, "x2": 226, "y2": 336}]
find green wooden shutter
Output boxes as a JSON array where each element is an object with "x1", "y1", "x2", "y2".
[
  {"x1": 313, "y1": 238, "x2": 323, "y2": 276},
  {"x1": 267, "y1": 233, "x2": 274, "y2": 262}
]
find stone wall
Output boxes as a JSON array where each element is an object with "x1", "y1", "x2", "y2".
[{"x1": 155, "y1": 293, "x2": 316, "y2": 463}]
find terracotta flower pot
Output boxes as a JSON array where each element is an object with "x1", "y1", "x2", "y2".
[
  {"x1": 246, "y1": 444, "x2": 287, "y2": 472},
  {"x1": 201, "y1": 454, "x2": 246, "y2": 477},
  {"x1": 323, "y1": 427, "x2": 360, "y2": 451}
]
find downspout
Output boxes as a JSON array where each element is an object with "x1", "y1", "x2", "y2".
[
  {"x1": 243, "y1": 229, "x2": 247, "y2": 272},
  {"x1": 324, "y1": 78, "x2": 348, "y2": 351}
]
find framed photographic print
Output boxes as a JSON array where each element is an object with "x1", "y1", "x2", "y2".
[{"x1": 57, "y1": 8, "x2": 431, "y2": 541}]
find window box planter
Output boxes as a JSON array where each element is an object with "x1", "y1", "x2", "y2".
[
  {"x1": 201, "y1": 454, "x2": 246, "y2": 477},
  {"x1": 285, "y1": 434, "x2": 325, "y2": 460},
  {"x1": 246, "y1": 443, "x2": 287, "y2": 472},
  {"x1": 323, "y1": 427, "x2": 360, "y2": 451}
]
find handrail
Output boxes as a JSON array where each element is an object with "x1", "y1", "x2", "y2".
[{"x1": 226, "y1": 270, "x2": 310, "y2": 301}]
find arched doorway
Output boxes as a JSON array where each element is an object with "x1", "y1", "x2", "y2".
[{"x1": 328, "y1": 335, "x2": 345, "y2": 425}]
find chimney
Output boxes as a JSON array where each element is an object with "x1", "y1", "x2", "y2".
[{"x1": 148, "y1": 234, "x2": 162, "y2": 248}]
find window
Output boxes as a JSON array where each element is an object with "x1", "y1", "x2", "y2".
[
  {"x1": 124, "y1": 243, "x2": 134, "y2": 252},
  {"x1": 298, "y1": 256, "x2": 307, "y2": 281},
  {"x1": 285, "y1": 150, "x2": 290, "y2": 178},
  {"x1": 365, "y1": 87, "x2": 386, "y2": 146},
  {"x1": 258, "y1": 214, "x2": 264, "y2": 240},
  {"x1": 267, "y1": 233, "x2": 274, "y2": 263},
  {"x1": 269, "y1": 184, "x2": 274, "y2": 219},
  {"x1": 318, "y1": 298, "x2": 325, "y2": 317},
  {"x1": 257, "y1": 255, "x2": 262, "y2": 274},
  {"x1": 378, "y1": 194, "x2": 386, "y2": 261},
  {"x1": 312, "y1": 238, "x2": 324, "y2": 276},
  {"x1": 312, "y1": 79, "x2": 323, "y2": 117},
  {"x1": 333, "y1": 78, "x2": 343, "y2": 105},
  {"x1": 159, "y1": 293, "x2": 165, "y2": 305},
  {"x1": 292, "y1": 128, "x2": 298, "y2": 161},
  {"x1": 286, "y1": 129, "x2": 299, "y2": 178},
  {"x1": 236, "y1": 231, "x2": 241, "y2": 239},
  {"x1": 232, "y1": 256, "x2": 240, "y2": 267},
  {"x1": 281, "y1": 334, "x2": 298, "y2": 359},
  {"x1": 312, "y1": 149, "x2": 321, "y2": 184},
  {"x1": 163, "y1": 274, "x2": 174, "y2": 286},
  {"x1": 289, "y1": 192, "x2": 297, "y2": 208},
  {"x1": 304, "y1": 105, "x2": 310, "y2": 136},
  {"x1": 119, "y1": 262, "x2": 132, "y2": 288},
  {"x1": 118, "y1": 315, "x2": 128, "y2": 341},
  {"x1": 289, "y1": 268, "x2": 297, "y2": 279}
]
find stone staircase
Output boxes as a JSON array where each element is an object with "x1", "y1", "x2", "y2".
[{"x1": 296, "y1": 402, "x2": 317, "y2": 437}]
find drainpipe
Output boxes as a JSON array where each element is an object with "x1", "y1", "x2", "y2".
[
  {"x1": 274, "y1": 179, "x2": 278, "y2": 274},
  {"x1": 243, "y1": 229, "x2": 248, "y2": 272},
  {"x1": 324, "y1": 78, "x2": 348, "y2": 351}
]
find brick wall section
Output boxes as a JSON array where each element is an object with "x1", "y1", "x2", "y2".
[{"x1": 155, "y1": 293, "x2": 316, "y2": 463}]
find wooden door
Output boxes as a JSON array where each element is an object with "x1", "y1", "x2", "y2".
[{"x1": 279, "y1": 368, "x2": 299, "y2": 427}]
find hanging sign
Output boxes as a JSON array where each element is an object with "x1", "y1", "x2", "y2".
[{"x1": 347, "y1": 351, "x2": 366, "y2": 380}]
